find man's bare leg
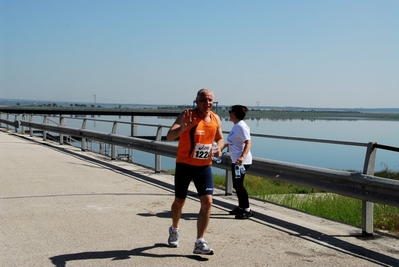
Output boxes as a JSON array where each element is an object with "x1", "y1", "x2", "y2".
[
  {"x1": 168, "y1": 197, "x2": 185, "y2": 247},
  {"x1": 171, "y1": 197, "x2": 185, "y2": 228},
  {"x1": 197, "y1": 194, "x2": 212, "y2": 238}
]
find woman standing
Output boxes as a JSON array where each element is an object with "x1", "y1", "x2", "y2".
[{"x1": 223, "y1": 105, "x2": 253, "y2": 219}]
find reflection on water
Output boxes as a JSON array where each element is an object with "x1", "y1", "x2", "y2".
[{"x1": 18, "y1": 114, "x2": 399, "y2": 173}]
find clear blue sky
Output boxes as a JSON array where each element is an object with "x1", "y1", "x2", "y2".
[{"x1": 1, "y1": 0, "x2": 398, "y2": 108}]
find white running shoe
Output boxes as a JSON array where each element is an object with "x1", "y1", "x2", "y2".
[
  {"x1": 168, "y1": 226, "x2": 179, "y2": 247},
  {"x1": 193, "y1": 241, "x2": 214, "y2": 255}
]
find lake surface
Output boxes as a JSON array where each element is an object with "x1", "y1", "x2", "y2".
[{"x1": 26, "y1": 114, "x2": 399, "y2": 174}]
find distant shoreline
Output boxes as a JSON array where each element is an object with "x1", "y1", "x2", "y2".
[
  {"x1": 217, "y1": 109, "x2": 399, "y2": 121},
  {"x1": 1, "y1": 104, "x2": 399, "y2": 121},
  {"x1": 0, "y1": 98, "x2": 398, "y2": 114}
]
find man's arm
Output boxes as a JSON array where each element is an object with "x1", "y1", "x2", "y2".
[
  {"x1": 166, "y1": 110, "x2": 195, "y2": 141},
  {"x1": 213, "y1": 114, "x2": 224, "y2": 153}
]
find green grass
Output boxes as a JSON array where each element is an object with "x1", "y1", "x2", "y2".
[
  {"x1": 213, "y1": 175, "x2": 320, "y2": 195},
  {"x1": 213, "y1": 167, "x2": 399, "y2": 235}
]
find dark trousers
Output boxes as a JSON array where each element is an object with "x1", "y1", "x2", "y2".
[{"x1": 230, "y1": 164, "x2": 251, "y2": 209}]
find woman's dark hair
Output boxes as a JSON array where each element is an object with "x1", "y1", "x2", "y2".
[{"x1": 230, "y1": 105, "x2": 248, "y2": 120}]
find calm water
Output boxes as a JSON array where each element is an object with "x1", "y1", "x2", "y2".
[{"x1": 26, "y1": 114, "x2": 399, "y2": 174}]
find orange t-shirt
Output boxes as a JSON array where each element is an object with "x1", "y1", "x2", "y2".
[{"x1": 176, "y1": 110, "x2": 219, "y2": 166}]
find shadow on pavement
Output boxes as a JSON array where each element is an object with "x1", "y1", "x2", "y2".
[{"x1": 49, "y1": 243, "x2": 209, "y2": 267}]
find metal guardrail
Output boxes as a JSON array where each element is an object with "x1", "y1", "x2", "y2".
[
  {"x1": 19, "y1": 119, "x2": 399, "y2": 204},
  {"x1": 0, "y1": 114, "x2": 19, "y2": 131},
  {"x1": 2, "y1": 112, "x2": 399, "y2": 236}
]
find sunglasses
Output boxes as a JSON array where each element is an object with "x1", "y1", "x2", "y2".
[{"x1": 228, "y1": 109, "x2": 233, "y2": 113}]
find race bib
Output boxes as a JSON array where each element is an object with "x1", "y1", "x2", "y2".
[{"x1": 193, "y1": 143, "x2": 212, "y2": 160}]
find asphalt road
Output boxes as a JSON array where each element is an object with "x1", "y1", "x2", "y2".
[{"x1": 1, "y1": 130, "x2": 398, "y2": 267}]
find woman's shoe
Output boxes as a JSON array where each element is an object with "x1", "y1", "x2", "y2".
[
  {"x1": 229, "y1": 207, "x2": 243, "y2": 215},
  {"x1": 235, "y1": 210, "x2": 254, "y2": 219}
]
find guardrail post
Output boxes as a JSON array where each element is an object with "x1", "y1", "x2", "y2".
[
  {"x1": 362, "y1": 142, "x2": 377, "y2": 236},
  {"x1": 225, "y1": 170, "x2": 233, "y2": 195},
  {"x1": 13, "y1": 115, "x2": 18, "y2": 131},
  {"x1": 154, "y1": 125, "x2": 163, "y2": 173},
  {"x1": 81, "y1": 119, "x2": 87, "y2": 151},
  {"x1": 6, "y1": 113, "x2": 10, "y2": 131},
  {"x1": 131, "y1": 116, "x2": 137, "y2": 137},
  {"x1": 29, "y1": 114, "x2": 33, "y2": 137},
  {"x1": 21, "y1": 114, "x2": 25, "y2": 134},
  {"x1": 0, "y1": 112, "x2": 4, "y2": 129},
  {"x1": 42, "y1": 116, "x2": 48, "y2": 141},
  {"x1": 0, "y1": 112, "x2": 2, "y2": 128},
  {"x1": 130, "y1": 116, "x2": 137, "y2": 161},
  {"x1": 59, "y1": 116, "x2": 66, "y2": 145},
  {"x1": 111, "y1": 121, "x2": 117, "y2": 160}
]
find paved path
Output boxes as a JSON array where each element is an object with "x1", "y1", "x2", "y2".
[{"x1": 1, "y1": 130, "x2": 398, "y2": 267}]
